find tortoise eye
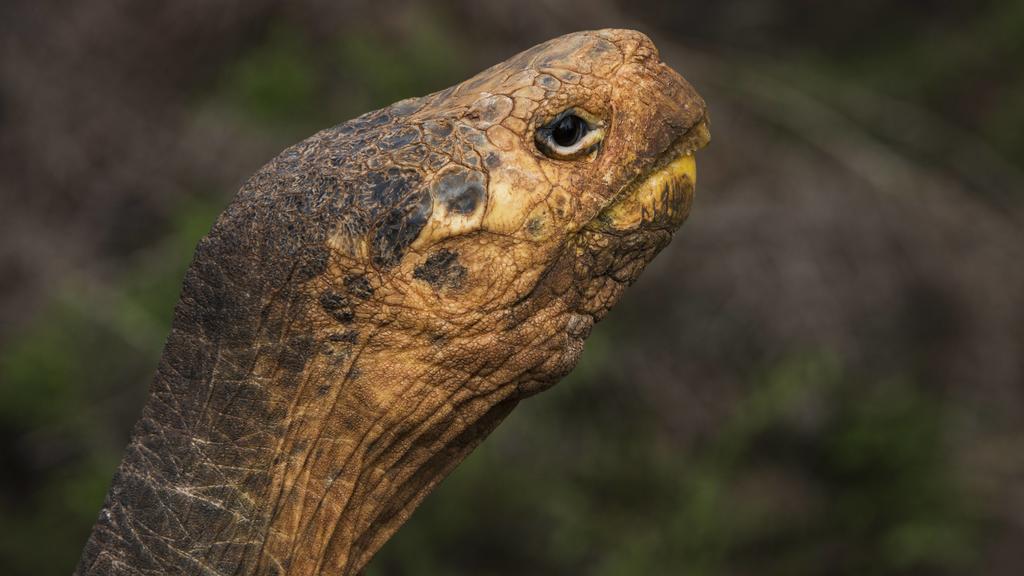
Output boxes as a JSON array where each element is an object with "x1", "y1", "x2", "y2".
[
  {"x1": 535, "y1": 109, "x2": 605, "y2": 160},
  {"x1": 551, "y1": 114, "x2": 587, "y2": 147}
]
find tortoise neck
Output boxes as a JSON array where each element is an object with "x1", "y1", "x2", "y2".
[
  {"x1": 72, "y1": 206, "x2": 524, "y2": 575},
  {"x1": 250, "y1": 344, "x2": 520, "y2": 575},
  {"x1": 75, "y1": 322, "x2": 519, "y2": 576}
]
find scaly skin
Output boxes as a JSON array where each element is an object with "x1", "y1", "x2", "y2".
[{"x1": 74, "y1": 29, "x2": 709, "y2": 576}]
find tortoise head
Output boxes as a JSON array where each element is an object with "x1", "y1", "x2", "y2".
[{"x1": 328, "y1": 29, "x2": 709, "y2": 392}]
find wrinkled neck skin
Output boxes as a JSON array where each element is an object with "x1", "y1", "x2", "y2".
[
  {"x1": 258, "y1": 253, "x2": 596, "y2": 575},
  {"x1": 236, "y1": 303, "x2": 550, "y2": 575},
  {"x1": 73, "y1": 251, "x2": 582, "y2": 576}
]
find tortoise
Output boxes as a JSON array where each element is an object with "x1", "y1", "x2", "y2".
[{"x1": 74, "y1": 28, "x2": 709, "y2": 576}]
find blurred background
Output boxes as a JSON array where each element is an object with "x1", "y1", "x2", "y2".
[{"x1": 2, "y1": 1, "x2": 1023, "y2": 574}]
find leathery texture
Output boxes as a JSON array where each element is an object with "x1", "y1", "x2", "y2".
[{"x1": 74, "y1": 28, "x2": 709, "y2": 576}]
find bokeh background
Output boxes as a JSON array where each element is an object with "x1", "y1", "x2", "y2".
[{"x1": 2, "y1": 1, "x2": 1023, "y2": 574}]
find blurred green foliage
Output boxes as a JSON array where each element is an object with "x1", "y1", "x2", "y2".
[
  {"x1": 213, "y1": 15, "x2": 465, "y2": 135},
  {"x1": 839, "y1": 0, "x2": 1024, "y2": 157},
  {"x1": 220, "y1": 25, "x2": 322, "y2": 129}
]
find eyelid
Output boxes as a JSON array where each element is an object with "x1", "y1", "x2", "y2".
[{"x1": 536, "y1": 108, "x2": 606, "y2": 160}]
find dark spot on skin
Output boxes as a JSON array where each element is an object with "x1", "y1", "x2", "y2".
[
  {"x1": 485, "y1": 152, "x2": 501, "y2": 170},
  {"x1": 316, "y1": 384, "x2": 331, "y2": 397},
  {"x1": 344, "y1": 274, "x2": 373, "y2": 299},
  {"x1": 433, "y1": 167, "x2": 486, "y2": 216},
  {"x1": 449, "y1": 185, "x2": 482, "y2": 214},
  {"x1": 536, "y1": 74, "x2": 560, "y2": 89},
  {"x1": 320, "y1": 291, "x2": 354, "y2": 324},
  {"x1": 413, "y1": 249, "x2": 467, "y2": 290},
  {"x1": 328, "y1": 330, "x2": 359, "y2": 344},
  {"x1": 526, "y1": 216, "x2": 545, "y2": 236},
  {"x1": 551, "y1": 193, "x2": 569, "y2": 218}
]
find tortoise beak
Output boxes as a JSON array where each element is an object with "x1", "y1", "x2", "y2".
[{"x1": 589, "y1": 116, "x2": 710, "y2": 233}]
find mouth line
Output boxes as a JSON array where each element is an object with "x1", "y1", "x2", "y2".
[{"x1": 586, "y1": 115, "x2": 710, "y2": 233}]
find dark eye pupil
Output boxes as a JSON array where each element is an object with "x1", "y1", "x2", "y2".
[{"x1": 552, "y1": 114, "x2": 585, "y2": 147}]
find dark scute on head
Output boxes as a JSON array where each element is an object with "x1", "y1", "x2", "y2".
[
  {"x1": 536, "y1": 74, "x2": 560, "y2": 90},
  {"x1": 462, "y1": 130, "x2": 489, "y2": 148},
  {"x1": 474, "y1": 97, "x2": 510, "y2": 124},
  {"x1": 344, "y1": 109, "x2": 392, "y2": 134},
  {"x1": 368, "y1": 169, "x2": 413, "y2": 206},
  {"x1": 426, "y1": 152, "x2": 450, "y2": 171},
  {"x1": 413, "y1": 249, "x2": 468, "y2": 290},
  {"x1": 424, "y1": 119, "x2": 453, "y2": 140},
  {"x1": 449, "y1": 183, "x2": 483, "y2": 214},
  {"x1": 394, "y1": 144, "x2": 430, "y2": 166},
  {"x1": 380, "y1": 125, "x2": 420, "y2": 150},
  {"x1": 371, "y1": 182, "x2": 432, "y2": 267},
  {"x1": 433, "y1": 167, "x2": 486, "y2": 216},
  {"x1": 328, "y1": 99, "x2": 465, "y2": 269}
]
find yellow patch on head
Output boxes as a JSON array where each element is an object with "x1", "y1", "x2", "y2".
[{"x1": 593, "y1": 153, "x2": 697, "y2": 231}]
